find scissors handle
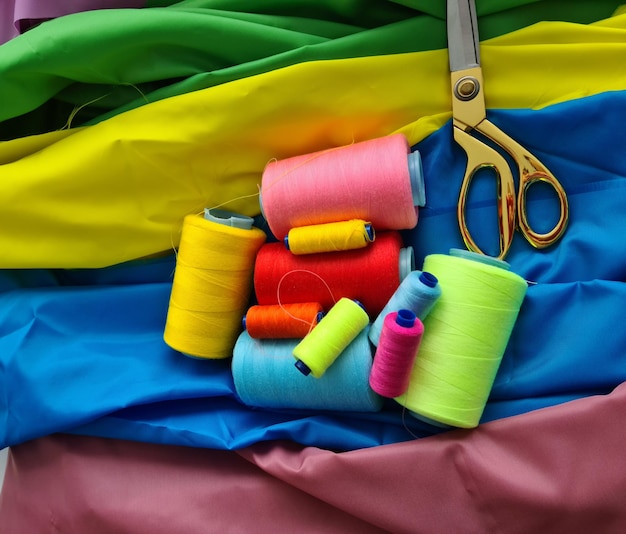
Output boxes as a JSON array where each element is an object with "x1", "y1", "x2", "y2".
[
  {"x1": 477, "y1": 120, "x2": 569, "y2": 249},
  {"x1": 517, "y1": 170, "x2": 569, "y2": 247},
  {"x1": 454, "y1": 126, "x2": 516, "y2": 259}
]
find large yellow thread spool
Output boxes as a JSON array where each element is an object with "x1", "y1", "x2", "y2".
[
  {"x1": 164, "y1": 209, "x2": 266, "y2": 359},
  {"x1": 284, "y1": 219, "x2": 374, "y2": 255},
  {"x1": 395, "y1": 251, "x2": 527, "y2": 428}
]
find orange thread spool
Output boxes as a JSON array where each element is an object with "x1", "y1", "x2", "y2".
[{"x1": 244, "y1": 303, "x2": 323, "y2": 339}]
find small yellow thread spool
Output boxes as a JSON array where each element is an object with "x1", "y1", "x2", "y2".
[
  {"x1": 292, "y1": 297, "x2": 369, "y2": 378},
  {"x1": 284, "y1": 219, "x2": 374, "y2": 255},
  {"x1": 395, "y1": 250, "x2": 527, "y2": 428},
  {"x1": 163, "y1": 210, "x2": 266, "y2": 359}
]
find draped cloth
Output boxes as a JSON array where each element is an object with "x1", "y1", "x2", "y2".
[
  {"x1": 2, "y1": 11, "x2": 626, "y2": 268},
  {"x1": 3, "y1": 384, "x2": 626, "y2": 532},
  {"x1": 1, "y1": 12, "x2": 626, "y2": 452},
  {"x1": 0, "y1": 0, "x2": 145, "y2": 44},
  {"x1": 2, "y1": 2, "x2": 626, "y2": 532}
]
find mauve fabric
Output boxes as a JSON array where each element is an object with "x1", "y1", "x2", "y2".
[
  {"x1": 0, "y1": 2, "x2": 19, "y2": 43},
  {"x1": 0, "y1": 0, "x2": 146, "y2": 44},
  {"x1": 2, "y1": 382, "x2": 626, "y2": 533},
  {"x1": 0, "y1": 436, "x2": 387, "y2": 534}
]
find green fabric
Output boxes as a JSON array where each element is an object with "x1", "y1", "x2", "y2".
[{"x1": 0, "y1": 0, "x2": 622, "y2": 139}]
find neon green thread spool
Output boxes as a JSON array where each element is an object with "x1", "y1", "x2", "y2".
[
  {"x1": 396, "y1": 250, "x2": 527, "y2": 428},
  {"x1": 293, "y1": 297, "x2": 369, "y2": 378}
]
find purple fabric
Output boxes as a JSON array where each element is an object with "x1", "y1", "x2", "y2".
[
  {"x1": 0, "y1": 1, "x2": 19, "y2": 43},
  {"x1": 0, "y1": 0, "x2": 145, "y2": 44},
  {"x1": 3, "y1": 383, "x2": 626, "y2": 533}
]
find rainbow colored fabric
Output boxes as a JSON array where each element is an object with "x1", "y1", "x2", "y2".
[{"x1": 1, "y1": 0, "x2": 626, "y2": 458}]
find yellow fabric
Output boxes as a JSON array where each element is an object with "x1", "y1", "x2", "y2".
[{"x1": 2, "y1": 14, "x2": 626, "y2": 268}]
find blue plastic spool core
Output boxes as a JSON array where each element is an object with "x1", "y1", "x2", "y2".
[
  {"x1": 294, "y1": 359, "x2": 312, "y2": 376},
  {"x1": 419, "y1": 271, "x2": 438, "y2": 288},
  {"x1": 396, "y1": 309, "x2": 417, "y2": 328},
  {"x1": 408, "y1": 151, "x2": 426, "y2": 207}
]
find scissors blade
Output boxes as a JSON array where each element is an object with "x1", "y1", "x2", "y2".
[{"x1": 447, "y1": 0, "x2": 480, "y2": 72}]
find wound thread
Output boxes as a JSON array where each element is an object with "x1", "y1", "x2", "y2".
[
  {"x1": 260, "y1": 134, "x2": 425, "y2": 239},
  {"x1": 370, "y1": 309, "x2": 424, "y2": 398},
  {"x1": 243, "y1": 302, "x2": 323, "y2": 339},
  {"x1": 163, "y1": 211, "x2": 266, "y2": 358},
  {"x1": 396, "y1": 251, "x2": 527, "y2": 428},
  {"x1": 284, "y1": 219, "x2": 374, "y2": 255},
  {"x1": 254, "y1": 231, "x2": 412, "y2": 316},
  {"x1": 293, "y1": 297, "x2": 369, "y2": 378},
  {"x1": 232, "y1": 328, "x2": 382, "y2": 412}
]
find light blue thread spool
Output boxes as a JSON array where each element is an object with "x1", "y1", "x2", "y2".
[
  {"x1": 369, "y1": 270, "x2": 441, "y2": 347},
  {"x1": 232, "y1": 327, "x2": 382, "y2": 412}
]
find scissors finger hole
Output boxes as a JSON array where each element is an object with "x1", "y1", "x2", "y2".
[
  {"x1": 521, "y1": 179, "x2": 566, "y2": 237},
  {"x1": 462, "y1": 166, "x2": 503, "y2": 258}
]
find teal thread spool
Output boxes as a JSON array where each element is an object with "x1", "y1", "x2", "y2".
[{"x1": 395, "y1": 250, "x2": 527, "y2": 428}]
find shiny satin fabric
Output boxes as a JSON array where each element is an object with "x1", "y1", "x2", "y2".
[{"x1": 2, "y1": 383, "x2": 626, "y2": 532}]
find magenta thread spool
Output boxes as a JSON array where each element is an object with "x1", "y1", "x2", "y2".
[{"x1": 369, "y1": 309, "x2": 424, "y2": 398}]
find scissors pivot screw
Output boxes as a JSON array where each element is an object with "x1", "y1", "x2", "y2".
[{"x1": 454, "y1": 76, "x2": 480, "y2": 101}]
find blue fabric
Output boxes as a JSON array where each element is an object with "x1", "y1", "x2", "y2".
[{"x1": 1, "y1": 90, "x2": 625, "y2": 451}]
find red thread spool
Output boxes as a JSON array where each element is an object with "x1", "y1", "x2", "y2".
[
  {"x1": 254, "y1": 231, "x2": 413, "y2": 317},
  {"x1": 243, "y1": 302, "x2": 323, "y2": 339},
  {"x1": 369, "y1": 309, "x2": 424, "y2": 398}
]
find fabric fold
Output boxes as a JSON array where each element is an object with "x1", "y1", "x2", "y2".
[
  {"x1": 1, "y1": 0, "x2": 621, "y2": 131},
  {"x1": 2, "y1": 15, "x2": 626, "y2": 268},
  {"x1": 238, "y1": 382, "x2": 626, "y2": 533},
  {"x1": 2, "y1": 384, "x2": 626, "y2": 532},
  {"x1": 2, "y1": 88, "x2": 626, "y2": 451}
]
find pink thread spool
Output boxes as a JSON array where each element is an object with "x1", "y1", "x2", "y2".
[
  {"x1": 369, "y1": 309, "x2": 424, "y2": 398},
  {"x1": 260, "y1": 134, "x2": 425, "y2": 239}
]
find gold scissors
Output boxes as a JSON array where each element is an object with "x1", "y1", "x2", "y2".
[{"x1": 447, "y1": 0, "x2": 568, "y2": 259}]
